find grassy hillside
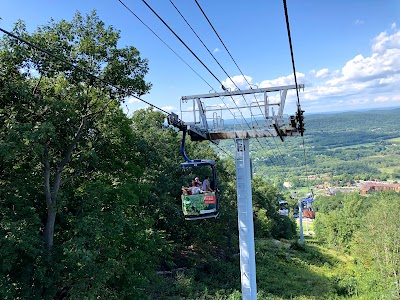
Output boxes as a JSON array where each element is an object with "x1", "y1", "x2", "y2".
[
  {"x1": 256, "y1": 238, "x2": 354, "y2": 299},
  {"x1": 154, "y1": 237, "x2": 356, "y2": 299}
]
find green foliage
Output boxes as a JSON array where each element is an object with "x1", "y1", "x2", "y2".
[
  {"x1": 255, "y1": 208, "x2": 274, "y2": 237},
  {"x1": 351, "y1": 191, "x2": 400, "y2": 298},
  {"x1": 314, "y1": 191, "x2": 400, "y2": 299},
  {"x1": 0, "y1": 11, "x2": 158, "y2": 299},
  {"x1": 314, "y1": 193, "x2": 370, "y2": 251},
  {"x1": 256, "y1": 239, "x2": 341, "y2": 299},
  {"x1": 251, "y1": 108, "x2": 400, "y2": 185},
  {"x1": 252, "y1": 177, "x2": 297, "y2": 239}
]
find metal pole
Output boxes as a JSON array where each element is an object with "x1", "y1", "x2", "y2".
[
  {"x1": 235, "y1": 139, "x2": 257, "y2": 300},
  {"x1": 306, "y1": 217, "x2": 309, "y2": 234},
  {"x1": 298, "y1": 200, "x2": 304, "y2": 244}
]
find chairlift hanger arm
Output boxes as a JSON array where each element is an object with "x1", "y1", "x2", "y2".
[
  {"x1": 180, "y1": 126, "x2": 191, "y2": 162},
  {"x1": 167, "y1": 112, "x2": 186, "y2": 131},
  {"x1": 167, "y1": 112, "x2": 210, "y2": 141},
  {"x1": 181, "y1": 84, "x2": 305, "y2": 100}
]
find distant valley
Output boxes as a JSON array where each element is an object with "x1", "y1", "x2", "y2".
[{"x1": 231, "y1": 107, "x2": 400, "y2": 190}]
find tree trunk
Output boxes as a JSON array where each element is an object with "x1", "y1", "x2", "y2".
[
  {"x1": 44, "y1": 205, "x2": 57, "y2": 252},
  {"x1": 43, "y1": 145, "x2": 55, "y2": 252},
  {"x1": 42, "y1": 118, "x2": 86, "y2": 253}
]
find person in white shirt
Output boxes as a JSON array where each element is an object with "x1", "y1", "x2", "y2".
[
  {"x1": 190, "y1": 180, "x2": 201, "y2": 195},
  {"x1": 202, "y1": 176, "x2": 213, "y2": 192}
]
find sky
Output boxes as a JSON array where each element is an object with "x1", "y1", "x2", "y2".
[{"x1": 1, "y1": 0, "x2": 400, "y2": 117}]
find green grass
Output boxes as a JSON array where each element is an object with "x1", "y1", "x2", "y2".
[
  {"x1": 255, "y1": 239, "x2": 356, "y2": 299},
  {"x1": 299, "y1": 219, "x2": 315, "y2": 234},
  {"x1": 377, "y1": 166, "x2": 400, "y2": 173},
  {"x1": 388, "y1": 137, "x2": 400, "y2": 143},
  {"x1": 154, "y1": 237, "x2": 358, "y2": 299},
  {"x1": 330, "y1": 142, "x2": 376, "y2": 150}
]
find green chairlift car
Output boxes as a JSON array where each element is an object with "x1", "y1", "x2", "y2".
[
  {"x1": 181, "y1": 159, "x2": 219, "y2": 220},
  {"x1": 179, "y1": 127, "x2": 219, "y2": 220}
]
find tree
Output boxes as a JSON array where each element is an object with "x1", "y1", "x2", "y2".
[
  {"x1": 251, "y1": 177, "x2": 297, "y2": 239},
  {"x1": 0, "y1": 12, "x2": 166, "y2": 299},
  {"x1": 0, "y1": 11, "x2": 151, "y2": 252},
  {"x1": 314, "y1": 192, "x2": 370, "y2": 251},
  {"x1": 352, "y1": 191, "x2": 400, "y2": 298}
]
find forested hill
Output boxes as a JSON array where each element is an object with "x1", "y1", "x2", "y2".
[
  {"x1": 308, "y1": 107, "x2": 400, "y2": 130},
  {"x1": 306, "y1": 107, "x2": 400, "y2": 146},
  {"x1": 251, "y1": 107, "x2": 400, "y2": 186}
]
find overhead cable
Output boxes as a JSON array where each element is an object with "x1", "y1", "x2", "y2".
[
  {"x1": 192, "y1": 0, "x2": 288, "y2": 167},
  {"x1": 282, "y1": 0, "x2": 301, "y2": 109},
  {"x1": 139, "y1": 0, "x2": 226, "y2": 89},
  {"x1": 194, "y1": 0, "x2": 248, "y2": 88},
  {"x1": 117, "y1": 1, "x2": 283, "y2": 164},
  {"x1": 0, "y1": 26, "x2": 233, "y2": 158},
  {"x1": 116, "y1": 0, "x2": 215, "y2": 92},
  {"x1": 117, "y1": 0, "x2": 251, "y2": 135},
  {"x1": 168, "y1": 0, "x2": 233, "y2": 88},
  {"x1": 138, "y1": 0, "x2": 272, "y2": 149},
  {"x1": 194, "y1": 0, "x2": 270, "y2": 123},
  {"x1": 117, "y1": 0, "x2": 255, "y2": 152},
  {"x1": 282, "y1": 0, "x2": 310, "y2": 190}
]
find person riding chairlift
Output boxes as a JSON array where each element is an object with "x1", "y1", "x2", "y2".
[
  {"x1": 194, "y1": 177, "x2": 202, "y2": 188},
  {"x1": 202, "y1": 175, "x2": 213, "y2": 192},
  {"x1": 182, "y1": 180, "x2": 201, "y2": 195}
]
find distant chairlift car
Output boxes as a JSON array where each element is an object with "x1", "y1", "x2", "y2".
[
  {"x1": 301, "y1": 196, "x2": 315, "y2": 219},
  {"x1": 278, "y1": 200, "x2": 289, "y2": 216}
]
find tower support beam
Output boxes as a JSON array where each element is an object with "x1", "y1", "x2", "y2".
[{"x1": 235, "y1": 139, "x2": 257, "y2": 300}]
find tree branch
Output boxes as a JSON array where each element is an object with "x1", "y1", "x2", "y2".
[
  {"x1": 43, "y1": 143, "x2": 52, "y2": 207},
  {"x1": 85, "y1": 97, "x2": 116, "y2": 118},
  {"x1": 52, "y1": 117, "x2": 86, "y2": 197},
  {"x1": 32, "y1": 74, "x2": 43, "y2": 95}
]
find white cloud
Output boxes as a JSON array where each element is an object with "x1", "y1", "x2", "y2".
[
  {"x1": 259, "y1": 72, "x2": 306, "y2": 88},
  {"x1": 182, "y1": 23, "x2": 399, "y2": 116},
  {"x1": 355, "y1": 19, "x2": 364, "y2": 25},
  {"x1": 315, "y1": 68, "x2": 330, "y2": 78},
  {"x1": 372, "y1": 23, "x2": 400, "y2": 54},
  {"x1": 213, "y1": 47, "x2": 220, "y2": 53},
  {"x1": 296, "y1": 23, "x2": 400, "y2": 112},
  {"x1": 379, "y1": 73, "x2": 400, "y2": 85},
  {"x1": 310, "y1": 68, "x2": 331, "y2": 79},
  {"x1": 127, "y1": 96, "x2": 142, "y2": 104},
  {"x1": 374, "y1": 95, "x2": 400, "y2": 103},
  {"x1": 161, "y1": 105, "x2": 175, "y2": 112},
  {"x1": 339, "y1": 49, "x2": 400, "y2": 82},
  {"x1": 221, "y1": 75, "x2": 253, "y2": 91}
]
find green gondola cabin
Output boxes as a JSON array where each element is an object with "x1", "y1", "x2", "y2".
[{"x1": 181, "y1": 159, "x2": 219, "y2": 220}]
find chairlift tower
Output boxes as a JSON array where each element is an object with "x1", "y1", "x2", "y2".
[{"x1": 177, "y1": 84, "x2": 305, "y2": 300}]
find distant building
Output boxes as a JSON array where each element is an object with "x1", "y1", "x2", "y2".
[{"x1": 360, "y1": 182, "x2": 400, "y2": 195}]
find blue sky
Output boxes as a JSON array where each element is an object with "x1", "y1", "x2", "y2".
[{"x1": 1, "y1": 0, "x2": 400, "y2": 115}]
